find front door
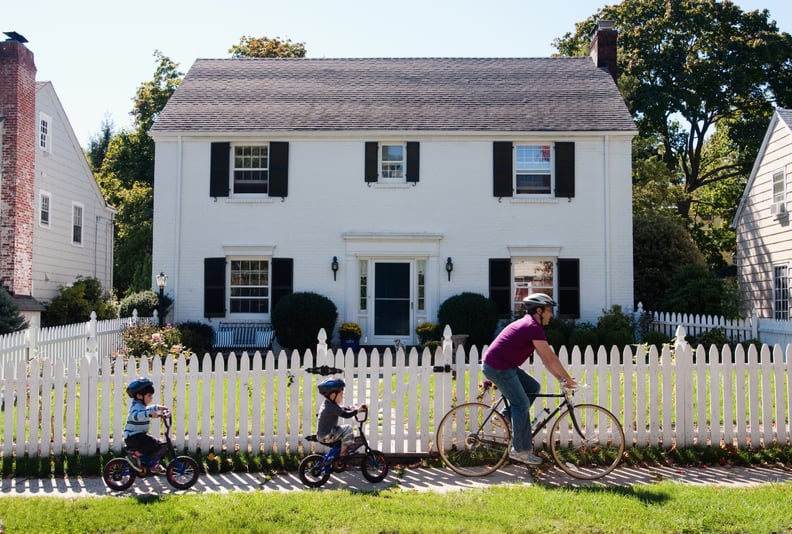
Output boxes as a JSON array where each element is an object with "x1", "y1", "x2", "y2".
[{"x1": 373, "y1": 262, "x2": 411, "y2": 341}]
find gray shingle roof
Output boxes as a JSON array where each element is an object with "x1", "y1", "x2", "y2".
[
  {"x1": 777, "y1": 108, "x2": 792, "y2": 130},
  {"x1": 151, "y1": 57, "x2": 637, "y2": 134}
]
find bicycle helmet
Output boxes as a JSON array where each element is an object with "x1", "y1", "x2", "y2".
[
  {"x1": 317, "y1": 378, "x2": 346, "y2": 398},
  {"x1": 126, "y1": 377, "x2": 155, "y2": 399},
  {"x1": 522, "y1": 293, "x2": 557, "y2": 313}
]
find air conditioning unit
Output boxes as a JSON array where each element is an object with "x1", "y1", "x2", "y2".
[{"x1": 771, "y1": 202, "x2": 787, "y2": 219}]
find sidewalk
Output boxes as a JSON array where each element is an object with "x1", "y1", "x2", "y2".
[{"x1": 2, "y1": 464, "x2": 792, "y2": 498}]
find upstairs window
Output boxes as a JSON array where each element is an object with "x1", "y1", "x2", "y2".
[
  {"x1": 40, "y1": 191, "x2": 51, "y2": 227},
  {"x1": 380, "y1": 144, "x2": 404, "y2": 181},
  {"x1": 72, "y1": 203, "x2": 83, "y2": 245},
  {"x1": 772, "y1": 169, "x2": 785, "y2": 204},
  {"x1": 365, "y1": 142, "x2": 420, "y2": 184},
  {"x1": 515, "y1": 145, "x2": 552, "y2": 195},
  {"x1": 39, "y1": 112, "x2": 52, "y2": 153},
  {"x1": 233, "y1": 145, "x2": 268, "y2": 194}
]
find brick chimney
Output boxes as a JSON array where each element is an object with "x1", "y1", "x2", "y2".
[
  {"x1": 0, "y1": 34, "x2": 36, "y2": 296},
  {"x1": 590, "y1": 20, "x2": 618, "y2": 82}
]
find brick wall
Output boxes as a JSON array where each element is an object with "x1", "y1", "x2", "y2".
[{"x1": 0, "y1": 40, "x2": 36, "y2": 295}]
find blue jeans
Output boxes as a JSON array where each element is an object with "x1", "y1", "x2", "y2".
[{"x1": 482, "y1": 363, "x2": 540, "y2": 452}]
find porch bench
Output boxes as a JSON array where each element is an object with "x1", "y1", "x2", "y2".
[{"x1": 214, "y1": 322, "x2": 274, "y2": 349}]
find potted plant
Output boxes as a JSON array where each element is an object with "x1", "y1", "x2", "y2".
[{"x1": 339, "y1": 322, "x2": 362, "y2": 352}]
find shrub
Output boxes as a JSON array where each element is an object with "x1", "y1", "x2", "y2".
[
  {"x1": 177, "y1": 321, "x2": 215, "y2": 356},
  {"x1": 122, "y1": 322, "x2": 185, "y2": 361},
  {"x1": 661, "y1": 264, "x2": 725, "y2": 316},
  {"x1": 641, "y1": 330, "x2": 671, "y2": 348},
  {"x1": 568, "y1": 322, "x2": 599, "y2": 351},
  {"x1": 119, "y1": 289, "x2": 173, "y2": 319},
  {"x1": 338, "y1": 322, "x2": 362, "y2": 341},
  {"x1": 0, "y1": 288, "x2": 27, "y2": 334},
  {"x1": 271, "y1": 292, "x2": 337, "y2": 352},
  {"x1": 542, "y1": 317, "x2": 575, "y2": 351},
  {"x1": 437, "y1": 292, "x2": 499, "y2": 350},
  {"x1": 689, "y1": 327, "x2": 731, "y2": 348},
  {"x1": 44, "y1": 276, "x2": 117, "y2": 326},
  {"x1": 416, "y1": 322, "x2": 441, "y2": 345},
  {"x1": 596, "y1": 305, "x2": 635, "y2": 349}
]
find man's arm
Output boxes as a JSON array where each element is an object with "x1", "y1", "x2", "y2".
[{"x1": 533, "y1": 339, "x2": 576, "y2": 388}]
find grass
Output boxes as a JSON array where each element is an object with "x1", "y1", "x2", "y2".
[{"x1": 0, "y1": 481, "x2": 790, "y2": 533}]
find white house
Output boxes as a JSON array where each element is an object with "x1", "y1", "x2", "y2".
[
  {"x1": 733, "y1": 108, "x2": 792, "y2": 319},
  {"x1": 150, "y1": 23, "x2": 637, "y2": 346},
  {"x1": 0, "y1": 33, "x2": 115, "y2": 322}
]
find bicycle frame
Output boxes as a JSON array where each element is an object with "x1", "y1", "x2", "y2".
[{"x1": 482, "y1": 385, "x2": 584, "y2": 439}]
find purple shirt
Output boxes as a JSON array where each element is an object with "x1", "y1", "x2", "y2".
[{"x1": 483, "y1": 314, "x2": 547, "y2": 370}]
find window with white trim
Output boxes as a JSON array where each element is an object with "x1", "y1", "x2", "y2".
[
  {"x1": 233, "y1": 145, "x2": 268, "y2": 194},
  {"x1": 39, "y1": 112, "x2": 52, "y2": 153},
  {"x1": 773, "y1": 265, "x2": 789, "y2": 320},
  {"x1": 380, "y1": 143, "x2": 405, "y2": 181},
  {"x1": 417, "y1": 259, "x2": 426, "y2": 312},
  {"x1": 40, "y1": 190, "x2": 51, "y2": 227},
  {"x1": 515, "y1": 145, "x2": 552, "y2": 195},
  {"x1": 229, "y1": 259, "x2": 269, "y2": 313},
  {"x1": 513, "y1": 258, "x2": 554, "y2": 315},
  {"x1": 72, "y1": 203, "x2": 83, "y2": 245},
  {"x1": 359, "y1": 260, "x2": 368, "y2": 311},
  {"x1": 772, "y1": 169, "x2": 786, "y2": 204}
]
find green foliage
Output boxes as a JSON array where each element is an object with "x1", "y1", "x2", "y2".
[
  {"x1": 641, "y1": 330, "x2": 671, "y2": 348},
  {"x1": 177, "y1": 321, "x2": 215, "y2": 357},
  {"x1": 119, "y1": 290, "x2": 159, "y2": 317},
  {"x1": 688, "y1": 327, "x2": 731, "y2": 348},
  {"x1": 271, "y1": 292, "x2": 337, "y2": 352},
  {"x1": 85, "y1": 116, "x2": 114, "y2": 174},
  {"x1": 338, "y1": 322, "x2": 362, "y2": 341},
  {"x1": 0, "y1": 288, "x2": 27, "y2": 334},
  {"x1": 542, "y1": 317, "x2": 576, "y2": 352},
  {"x1": 44, "y1": 277, "x2": 117, "y2": 326},
  {"x1": 437, "y1": 292, "x2": 499, "y2": 350},
  {"x1": 567, "y1": 322, "x2": 599, "y2": 351},
  {"x1": 661, "y1": 264, "x2": 725, "y2": 316},
  {"x1": 416, "y1": 322, "x2": 441, "y2": 345},
  {"x1": 596, "y1": 305, "x2": 635, "y2": 349},
  {"x1": 121, "y1": 322, "x2": 185, "y2": 361},
  {"x1": 229, "y1": 36, "x2": 307, "y2": 58},
  {"x1": 633, "y1": 213, "x2": 706, "y2": 310}
]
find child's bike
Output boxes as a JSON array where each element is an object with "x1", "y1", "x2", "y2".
[
  {"x1": 298, "y1": 407, "x2": 389, "y2": 487},
  {"x1": 102, "y1": 409, "x2": 200, "y2": 491}
]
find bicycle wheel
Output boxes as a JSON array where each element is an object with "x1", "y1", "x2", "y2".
[
  {"x1": 360, "y1": 450, "x2": 388, "y2": 483},
  {"x1": 298, "y1": 454, "x2": 331, "y2": 488},
  {"x1": 436, "y1": 402, "x2": 511, "y2": 476},
  {"x1": 166, "y1": 456, "x2": 200, "y2": 490},
  {"x1": 102, "y1": 458, "x2": 136, "y2": 491},
  {"x1": 549, "y1": 403, "x2": 625, "y2": 480}
]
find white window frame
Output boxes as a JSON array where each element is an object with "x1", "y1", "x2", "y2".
[
  {"x1": 39, "y1": 112, "x2": 52, "y2": 153},
  {"x1": 39, "y1": 190, "x2": 51, "y2": 228},
  {"x1": 379, "y1": 143, "x2": 406, "y2": 183},
  {"x1": 773, "y1": 264, "x2": 789, "y2": 320},
  {"x1": 71, "y1": 202, "x2": 84, "y2": 246},
  {"x1": 772, "y1": 169, "x2": 786, "y2": 204},
  {"x1": 512, "y1": 257, "x2": 556, "y2": 315},
  {"x1": 232, "y1": 144, "x2": 269, "y2": 196},
  {"x1": 514, "y1": 143, "x2": 553, "y2": 196},
  {"x1": 228, "y1": 258, "x2": 271, "y2": 315}
]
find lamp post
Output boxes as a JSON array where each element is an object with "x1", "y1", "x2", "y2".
[{"x1": 155, "y1": 271, "x2": 168, "y2": 326}]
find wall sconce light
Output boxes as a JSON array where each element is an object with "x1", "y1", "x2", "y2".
[
  {"x1": 445, "y1": 257, "x2": 453, "y2": 281},
  {"x1": 331, "y1": 256, "x2": 339, "y2": 281}
]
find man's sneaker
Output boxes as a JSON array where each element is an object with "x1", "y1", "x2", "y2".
[
  {"x1": 127, "y1": 455, "x2": 144, "y2": 474},
  {"x1": 150, "y1": 463, "x2": 167, "y2": 475},
  {"x1": 509, "y1": 448, "x2": 542, "y2": 465}
]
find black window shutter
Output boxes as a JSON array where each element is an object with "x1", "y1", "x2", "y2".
[
  {"x1": 493, "y1": 142, "x2": 513, "y2": 197},
  {"x1": 364, "y1": 142, "x2": 379, "y2": 183},
  {"x1": 269, "y1": 142, "x2": 289, "y2": 197},
  {"x1": 557, "y1": 258, "x2": 580, "y2": 319},
  {"x1": 271, "y1": 258, "x2": 294, "y2": 313},
  {"x1": 406, "y1": 142, "x2": 420, "y2": 183},
  {"x1": 489, "y1": 258, "x2": 512, "y2": 318},
  {"x1": 554, "y1": 142, "x2": 575, "y2": 198},
  {"x1": 204, "y1": 257, "x2": 226, "y2": 318},
  {"x1": 210, "y1": 142, "x2": 230, "y2": 197}
]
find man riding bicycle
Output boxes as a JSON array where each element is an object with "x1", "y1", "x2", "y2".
[{"x1": 482, "y1": 293, "x2": 576, "y2": 465}]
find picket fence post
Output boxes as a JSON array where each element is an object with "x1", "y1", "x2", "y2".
[{"x1": 674, "y1": 325, "x2": 694, "y2": 447}]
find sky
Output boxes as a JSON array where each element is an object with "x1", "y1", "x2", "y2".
[{"x1": 5, "y1": 0, "x2": 792, "y2": 147}]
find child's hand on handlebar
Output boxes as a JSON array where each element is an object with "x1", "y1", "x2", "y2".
[{"x1": 357, "y1": 404, "x2": 368, "y2": 413}]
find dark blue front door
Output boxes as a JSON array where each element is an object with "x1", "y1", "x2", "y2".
[{"x1": 374, "y1": 262, "x2": 410, "y2": 337}]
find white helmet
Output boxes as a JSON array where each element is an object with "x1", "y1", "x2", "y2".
[{"x1": 522, "y1": 293, "x2": 556, "y2": 313}]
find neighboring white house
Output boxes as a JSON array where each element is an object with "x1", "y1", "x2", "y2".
[
  {"x1": 0, "y1": 34, "x2": 115, "y2": 322},
  {"x1": 733, "y1": 108, "x2": 792, "y2": 319},
  {"x1": 150, "y1": 23, "x2": 637, "y2": 346}
]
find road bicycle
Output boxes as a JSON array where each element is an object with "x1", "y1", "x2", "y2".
[
  {"x1": 435, "y1": 380, "x2": 625, "y2": 480},
  {"x1": 102, "y1": 409, "x2": 200, "y2": 491},
  {"x1": 298, "y1": 406, "x2": 389, "y2": 487}
]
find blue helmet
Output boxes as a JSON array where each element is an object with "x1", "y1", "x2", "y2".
[
  {"x1": 317, "y1": 378, "x2": 345, "y2": 398},
  {"x1": 126, "y1": 377, "x2": 154, "y2": 398}
]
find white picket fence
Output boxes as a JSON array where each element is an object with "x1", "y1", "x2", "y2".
[{"x1": 1, "y1": 325, "x2": 790, "y2": 459}]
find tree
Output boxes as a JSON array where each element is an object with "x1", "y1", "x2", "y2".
[
  {"x1": 85, "y1": 115, "x2": 114, "y2": 174},
  {"x1": 94, "y1": 52, "x2": 183, "y2": 296},
  {"x1": 229, "y1": 36, "x2": 306, "y2": 58},
  {"x1": 0, "y1": 288, "x2": 27, "y2": 334},
  {"x1": 554, "y1": 0, "x2": 792, "y2": 219},
  {"x1": 44, "y1": 277, "x2": 117, "y2": 326}
]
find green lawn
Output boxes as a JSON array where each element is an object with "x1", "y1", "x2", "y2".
[{"x1": 0, "y1": 481, "x2": 789, "y2": 533}]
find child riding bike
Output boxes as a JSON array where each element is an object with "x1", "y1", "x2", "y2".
[
  {"x1": 124, "y1": 377, "x2": 168, "y2": 474},
  {"x1": 316, "y1": 378, "x2": 367, "y2": 456}
]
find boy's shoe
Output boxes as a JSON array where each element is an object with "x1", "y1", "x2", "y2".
[
  {"x1": 127, "y1": 455, "x2": 144, "y2": 474},
  {"x1": 509, "y1": 448, "x2": 542, "y2": 465},
  {"x1": 150, "y1": 463, "x2": 167, "y2": 475}
]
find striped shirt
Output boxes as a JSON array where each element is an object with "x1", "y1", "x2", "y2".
[{"x1": 123, "y1": 399, "x2": 160, "y2": 439}]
